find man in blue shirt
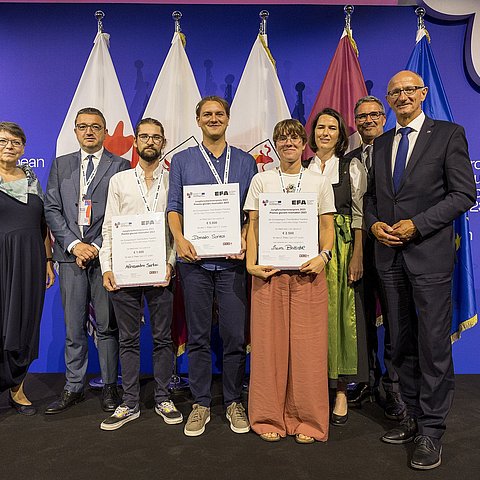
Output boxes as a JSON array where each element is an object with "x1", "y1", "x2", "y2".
[{"x1": 167, "y1": 96, "x2": 257, "y2": 437}]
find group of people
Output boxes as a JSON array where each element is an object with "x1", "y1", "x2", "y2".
[{"x1": 0, "y1": 69, "x2": 475, "y2": 471}]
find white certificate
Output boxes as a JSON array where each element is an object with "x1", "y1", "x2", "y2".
[
  {"x1": 112, "y1": 212, "x2": 167, "y2": 287},
  {"x1": 183, "y1": 183, "x2": 241, "y2": 257},
  {"x1": 259, "y1": 192, "x2": 318, "y2": 270}
]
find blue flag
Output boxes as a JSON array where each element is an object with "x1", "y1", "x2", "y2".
[{"x1": 386, "y1": 31, "x2": 477, "y2": 341}]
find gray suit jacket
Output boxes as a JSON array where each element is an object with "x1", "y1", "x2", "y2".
[{"x1": 45, "y1": 149, "x2": 130, "y2": 262}]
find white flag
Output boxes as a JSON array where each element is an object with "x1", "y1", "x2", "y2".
[
  {"x1": 228, "y1": 34, "x2": 291, "y2": 171},
  {"x1": 143, "y1": 32, "x2": 202, "y2": 166},
  {"x1": 56, "y1": 32, "x2": 134, "y2": 162}
]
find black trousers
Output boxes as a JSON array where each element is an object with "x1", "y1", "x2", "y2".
[
  {"x1": 177, "y1": 262, "x2": 248, "y2": 407},
  {"x1": 378, "y1": 252, "x2": 454, "y2": 439},
  {"x1": 363, "y1": 238, "x2": 399, "y2": 392},
  {"x1": 110, "y1": 285, "x2": 174, "y2": 408}
]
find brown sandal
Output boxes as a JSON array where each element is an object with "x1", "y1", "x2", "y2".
[{"x1": 259, "y1": 432, "x2": 281, "y2": 442}]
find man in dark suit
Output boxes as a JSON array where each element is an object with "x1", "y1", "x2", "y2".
[
  {"x1": 44, "y1": 107, "x2": 130, "y2": 414},
  {"x1": 365, "y1": 71, "x2": 475, "y2": 470},
  {"x1": 345, "y1": 96, "x2": 405, "y2": 421}
]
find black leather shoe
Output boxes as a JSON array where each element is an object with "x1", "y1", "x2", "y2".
[
  {"x1": 411, "y1": 435, "x2": 442, "y2": 470},
  {"x1": 102, "y1": 383, "x2": 122, "y2": 412},
  {"x1": 330, "y1": 412, "x2": 348, "y2": 426},
  {"x1": 381, "y1": 416, "x2": 417, "y2": 444},
  {"x1": 347, "y1": 383, "x2": 374, "y2": 405},
  {"x1": 9, "y1": 393, "x2": 37, "y2": 416},
  {"x1": 384, "y1": 391, "x2": 406, "y2": 421},
  {"x1": 44, "y1": 390, "x2": 85, "y2": 415}
]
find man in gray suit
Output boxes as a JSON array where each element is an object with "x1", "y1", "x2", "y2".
[{"x1": 44, "y1": 107, "x2": 130, "y2": 414}]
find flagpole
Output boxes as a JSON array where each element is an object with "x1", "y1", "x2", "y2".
[
  {"x1": 259, "y1": 10, "x2": 268, "y2": 36},
  {"x1": 344, "y1": 5, "x2": 353, "y2": 30},
  {"x1": 172, "y1": 10, "x2": 182, "y2": 33},
  {"x1": 165, "y1": 9, "x2": 191, "y2": 394},
  {"x1": 415, "y1": 7, "x2": 426, "y2": 30},
  {"x1": 95, "y1": 10, "x2": 105, "y2": 34}
]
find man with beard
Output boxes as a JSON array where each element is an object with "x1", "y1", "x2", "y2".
[
  {"x1": 99, "y1": 118, "x2": 181, "y2": 430},
  {"x1": 167, "y1": 96, "x2": 257, "y2": 437}
]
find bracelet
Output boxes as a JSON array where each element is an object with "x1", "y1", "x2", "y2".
[
  {"x1": 46, "y1": 258, "x2": 53, "y2": 262},
  {"x1": 320, "y1": 249, "x2": 332, "y2": 263}
]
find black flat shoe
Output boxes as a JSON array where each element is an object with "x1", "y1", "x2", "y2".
[
  {"x1": 381, "y1": 416, "x2": 417, "y2": 444},
  {"x1": 384, "y1": 391, "x2": 406, "y2": 421},
  {"x1": 411, "y1": 435, "x2": 442, "y2": 470},
  {"x1": 44, "y1": 389, "x2": 85, "y2": 415},
  {"x1": 330, "y1": 411, "x2": 348, "y2": 426},
  {"x1": 9, "y1": 393, "x2": 37, "y2": 416}
]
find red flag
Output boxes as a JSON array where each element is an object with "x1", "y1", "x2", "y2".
[{"x1": 305, "y1": 29, "x2": 368, "y2": 157}]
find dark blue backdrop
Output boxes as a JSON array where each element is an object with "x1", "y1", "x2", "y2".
[{"x1": 1, "y1": 3, "x2": 479, "y2": 374}]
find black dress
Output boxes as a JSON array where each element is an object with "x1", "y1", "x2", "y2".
[{"x1": 0, "y1": 190, "x2": 46, "y2": 392}]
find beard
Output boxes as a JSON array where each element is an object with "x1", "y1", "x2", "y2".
[{"x1": 137, "y1": 146, "x2": 161, "y2": 162}]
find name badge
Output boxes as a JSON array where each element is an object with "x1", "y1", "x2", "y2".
[{"x1": 78, "y1": 199, "x2": 92, "y2": 226}]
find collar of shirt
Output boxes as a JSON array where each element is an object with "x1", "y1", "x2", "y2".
[
  {"x1": 312, "y1": 154, "x2": 339, "y2": 179},
  {"x1": 395, "y1": 111, "x2": 425, "y2": 136},
  {"x1": 80, "y1": 147, "x2": 104, "y2": 162},
  {"x1": 134, "y1": 161, "x2": 165, "y2": 179},
  {"x1": 201, "y1": 143, "x2": 227, "y2": 162}
]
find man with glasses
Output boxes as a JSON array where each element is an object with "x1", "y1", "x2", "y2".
[
  {"x1": 167, "y1": 96, "x2": 257, "y2": 437},
  {"x1": 45, "y1": 107, "x2": 130, "y2": 415},
  {"x1": 365, "y1": 71, "x2": 475, "y2": 469},
  {"x1": 99, "y1": 118, "x2": 182, "y2": 430},
  {"x1": 346, "y1": 96, "x2": 405, "y2": 422}
]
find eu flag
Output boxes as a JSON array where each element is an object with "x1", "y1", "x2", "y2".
[{"x1": 387, "y1": 30, "x2": 477, "y2": 341}]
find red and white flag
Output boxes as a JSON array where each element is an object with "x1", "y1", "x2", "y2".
[
  {"x1": 305, "y1": 28, "x2": 368, "y2": 157},
  {"x1": 228, "y1": 34, "x2": 291, "y2": 172},
  {"x1": 142, "y1": 31, "x2": 201, "y2": 168},
  {"x1": 142, "y1": 30, "x2": 202, "y2": 356},
  {"x1": 56, "y1": 31, "x2": 134, "y2": 162}
]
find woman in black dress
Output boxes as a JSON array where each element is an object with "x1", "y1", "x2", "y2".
[{"x1": 0, "y1": 122, "x2": 55, "y2": 415}]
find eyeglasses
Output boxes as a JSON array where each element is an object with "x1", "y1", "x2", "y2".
[
  {"x1": 276, "y1": 134, "x2": 302, "y2": 144},
  {"x1": 75, "y1": 123, "x2": 104, "y2": 133},
  {"x1": 386, "y1": 86, "x2": 425, "y2": 99},
  {"x1": 137, "y1": 134, "x2": 164, "y2": 145},
  {"x1": 0, "y1": 138, "x2": 24, "y2": 148},
  {"x1": 355, "y1": 111, "x2": 384, "y2": 123}
]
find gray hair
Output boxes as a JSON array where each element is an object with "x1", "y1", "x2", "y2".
[{"x1": 354, "y1": 96, "x2": 385, "y2": 115}]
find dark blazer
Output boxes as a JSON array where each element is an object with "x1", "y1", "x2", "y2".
[
  {"x1": 364, "y1": 116, "x2": 475, "y2": 275},
  {"x1": 45, "y1": 149, "x2": 130, "y2": 262}
]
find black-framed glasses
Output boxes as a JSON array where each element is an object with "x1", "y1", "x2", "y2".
[
  {"x1": 75, "y1": 123, "x2": 104, "y2": 133},
  {"x1": 355, "y1": 111, "x2": 385, "y2": 122},
  {"x1": 137, "y1": 134, "x2": 164, "y2": 145},
  {"x1": 0, "y1": 138, "x2": 24, "y2": 148},
  {"x1": 386, "y1": 86, "x2": 426, "y2": 99}
]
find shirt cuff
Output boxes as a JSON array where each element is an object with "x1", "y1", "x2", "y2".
[{"x1": 68, "y1": 239, "x2": 81, "y2": 254}]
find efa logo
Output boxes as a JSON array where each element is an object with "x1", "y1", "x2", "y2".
[
  {"x1": 291, "y1": 199, "x2": 307, "y2": 205},
  {"x1": 215, "y1": 191, "x2": 229, "y2": 196}
]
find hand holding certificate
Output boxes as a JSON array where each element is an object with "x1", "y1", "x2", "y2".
[
  {"x1": 183, "y1": 183, "x2": 241, "y2": 257},
  {"x1": 112, "y1": 212, "x2": 167, "y2": 287},
  {"x1": 259, "y1": 192, "x2": 318, "y2": 270}
]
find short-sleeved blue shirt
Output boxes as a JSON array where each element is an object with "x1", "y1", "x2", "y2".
[{"x1": 167, "y1": 144, "x2": 257, "y2": 270}]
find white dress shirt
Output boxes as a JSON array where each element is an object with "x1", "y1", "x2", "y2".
[
  {"x1": 100, "y1": 162, "x2": 175, "y2": 274},
  {"x1": 391, "y1": 111, "x2": 426, "y2": 173},
  {"x1": 67, "y1": 147, "x2": 104, "y2": 253},
  {"x1": 308, "y1": 155, "x2": 367, "y2": 230}
]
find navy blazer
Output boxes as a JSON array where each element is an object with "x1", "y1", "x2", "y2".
[
  {"x1": 45, "y1": 149, "x2": 130, "y2": 262},
  {"x1": 364, "y1": 116, "x2": 475, "y2": 275}
]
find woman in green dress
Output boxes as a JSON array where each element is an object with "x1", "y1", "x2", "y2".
[{"x1": 305, "y1": 108, "x2": 369, "y2": 425}]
